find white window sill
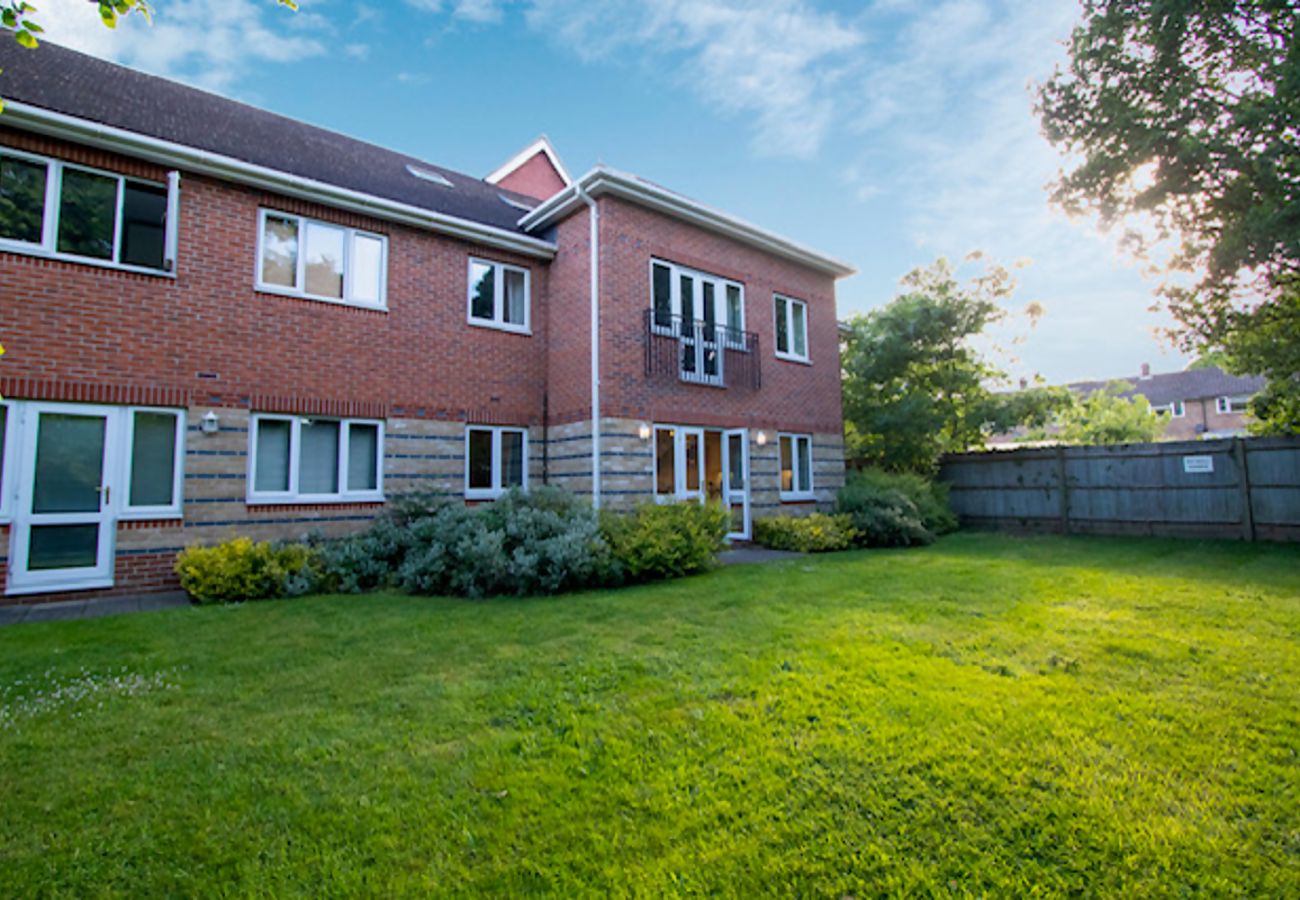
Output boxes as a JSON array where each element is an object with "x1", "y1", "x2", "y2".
[
  {"x1": 6, "y1": 577, "x2": 114, "y2": 597},
  {"x1": 119, "y1": 510, "x2": 184, "y2": 522},
  {"x1": 468, "y1": 318, "x2": 531, "y2": 336},
  {"x1": 255, "y1": 283, "x2": 387, "y2": 312},
  {"x1": 1, "y1": 242, "x2": 176, "y2": 279},
  {"x1": 246, "y1": 494, "x2": 385, "y2": 506},
  {"x1": 779, "y1": 492, "x2": 816, "y2": 502},
  {"x1": 774, "y1": 351, "x2": 812, "y2": 365}
]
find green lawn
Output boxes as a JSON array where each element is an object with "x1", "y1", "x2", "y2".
[{"x1": 2, "y1": 534, "x2": 1298, "y2": 896}]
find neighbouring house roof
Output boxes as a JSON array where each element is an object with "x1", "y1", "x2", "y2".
[
  {"x1": 1071, "y1": 366, "x2": 1266, "y2": 406},
  {"x1": 0, "y1": 40, "x2": 554, "y2": 255},
  {"x1": 520, "y1": 167, "x2": 857, "y2": 278}
]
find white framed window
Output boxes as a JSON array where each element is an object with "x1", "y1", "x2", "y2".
[
  {"x1": 0, "y1": 400, "x2": 12, "y2": 522},
  {"x1": 0, "y1": 147, "x2": 177, "y2": 275},
  {"x1": 256, "y1": 209, "x2": 387, "y2": 309},
  {"x1": 774, "y1": 294, "x2": 809, "y2": 362},
  {"x1": 120, "y1": 407, "x2": 186, "y2": 520},
  {"x1": 1157, "y1": 400, "x2": 1186, "y2": 418},
  {"x1": 1217, "y1": 396, "x2": 1249, "y2": 414},
  {"x1": 467, "y1": 258, "x2": 530, "y2": 333},
  {"x1": 649, "y1": 258, "x2": 745, "y2": 341},
  {"x1": 778, "y1": 432, "x2": 814, "y2": 500},
  {"x1": 465, "y1": 426, "x2": 528, "y2": 499},
  {"x1": 248, "y1": 414, "x2": 384, "y2": 503}
]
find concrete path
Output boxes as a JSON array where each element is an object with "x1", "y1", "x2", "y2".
[
  {"x1": 718, "y1": 546, "x2": 804, "y2": 566},
  {"x1": 0, "y1": 592, "x2": 190, "y2": 627}
]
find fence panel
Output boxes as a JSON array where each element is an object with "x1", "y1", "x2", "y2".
[{"x1": 940, "y1": 436, "x2": 1300, "y2": 542}]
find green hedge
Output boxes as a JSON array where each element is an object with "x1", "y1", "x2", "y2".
[
  {"x1": 173, "y1": 491, "x2": 730, "y2": 603},
  {"x1": 752, "y1": 513, "x2": 857, "y2": 552}
]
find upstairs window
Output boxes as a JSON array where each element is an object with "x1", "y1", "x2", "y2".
[
  {"x1": 468, "y1": 258, "x2": 530, "y2": 332},
  {"x1": 249, "y1": 414, "x2": 383, "y2": 503},
  {"x1": 465, "y1": 426, "x2": 528, "y2": 499},
  {"x1": 650, "y1": 259, "x2": 744, "y2": 339},
  {"x1": 779, "y1": 433, "x2": 814, "y2": 499},
  {"x1": 257, "y1": 210, "x2": 387, "y2": 308},
  {"x1": 774, "y1": 294, "x2": 809, "y2": 361},
  {"x1": 1216, "y1": 396, "x2": 1249, "y2": 414},
  {"x1": 0, "y1": 149, "x2": 175, "y2": 273}
]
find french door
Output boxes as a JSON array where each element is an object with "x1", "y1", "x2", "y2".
[
  {"x1": 653, "y1": 425, "x2": 750, "y2": 540},
  {"x1": 7, "y1": 404, "x2": 119, "y2": 594},
  {"x1": 720, "y1": 429, "x2": 750, "y2": 540}
]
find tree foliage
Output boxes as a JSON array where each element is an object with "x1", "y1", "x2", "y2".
[
  {"x1": 1220, "y1": 275, "x2": 1300, "y2": 433},
  {"x1": 1039, "y1": 382, "x2": 1170, "y2": 446},
  {"x1": 1037, "y1": 1, "x2": 1300, "y2": 347},
  {"x1": 841, "y1": 258, "x2": 1071, "y2": 473}
]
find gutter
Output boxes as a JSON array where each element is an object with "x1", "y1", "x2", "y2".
[
  {"x1": 575, "y1": 183, "x2": 601, "y2": 510},
  {"x1": 2, "y1": 101, "x2": 558, "y2": 260},
  {"x1": 520, "y1": 166, "x2": 856, "y2": 278}
]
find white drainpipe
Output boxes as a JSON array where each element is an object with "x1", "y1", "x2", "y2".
[{"x1": 575, "y1": 184, "x2": 601, "y2": 509}]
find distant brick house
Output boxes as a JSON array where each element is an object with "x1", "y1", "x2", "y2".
[
  {"x1": 0, "y1": 42, "x2": 853, "y2": 603},
  {"x1": 1071, "y1": 364, "x2": 1265, "y2": 440}
]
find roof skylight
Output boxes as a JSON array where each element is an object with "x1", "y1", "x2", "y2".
[{"x1": 406, "y1": 164, "x2": 453, "y2": 187}]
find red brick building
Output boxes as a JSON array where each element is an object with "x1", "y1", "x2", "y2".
[{"x1": 0, "y1": 43, "x2": 852, "y2": 603}]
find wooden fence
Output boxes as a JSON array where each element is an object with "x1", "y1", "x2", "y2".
[{"x1": 939, "y1": 436, "x2": 1300, "y2": 542}]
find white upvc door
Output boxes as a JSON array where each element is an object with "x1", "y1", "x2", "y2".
[
  {"x1": 677, "y1": 427, "x2": 705, "y2": 501},
  {"x1": 721, "y1": 428, "x2": 750, "y2": 540},
  {"x1": 7, "y1": 403, "x2": 120, "y2": 595}
]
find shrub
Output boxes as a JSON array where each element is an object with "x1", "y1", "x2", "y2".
[
  {"x1": 388, "y1": 487, "x2": 613, "y2": 599},
  {"x1": 835, "y1": 482, "x2": 934, "y2": 548},
  {"x1": 752, "y1": 513, "x2": 857, "y2": 552},
  {"x1": 847, "y1": 467, "x2": 958, "y2": 534},
  {"x1": 175, "y1": 538, "x2": 318, "y2": 604},
  {"x1": 602, "y1": 501, "x2": 730, "y2": 582},
  {"x1": 312, "y1": 516, "x2": 415, "y2": 594}
]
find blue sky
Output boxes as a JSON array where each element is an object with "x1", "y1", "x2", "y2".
[{"x1": 35, "y1": 0, "x2": 1195, "y2": 384}]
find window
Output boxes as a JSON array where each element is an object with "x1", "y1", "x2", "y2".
[
  {"x1": 1217, "y1": 396, "x2": 1249, "y2": 414},
  {"x1": 774, "y1": 294, "x2": 809, "y2": 361},
  {"x1": 465, "y1": 426, "x2": 527, "y2": 499},
  {"x1": 0, "y1": 148, "x2": 175, "y2": 273},
  {"x1": 122, "y1": 408, "x2": 185, "y2": 518},
  {"x1": 778, "y1": 433, "x2": 813, "y2": 499},
  {"x1": 248, "y1": 415, "x2": 383, "y2": 503},
  {"x1": 649, "y1": 259, "x2": 744, "y2": 337},
  {"x1": 1157, "y1": 400, "x2": 1185, "y2": 418},
  {"x1": 257, "y1": 210, "x2": 387, "y2": 308},
  {"x1": 467, "y1": 258, "x2": 530, "y2": 332}
]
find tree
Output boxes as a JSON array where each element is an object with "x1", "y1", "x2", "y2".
[
  {"x1": 841, "y1": 258, "x2": 1071, "y2": 473},
  {"x1": 1219, "y1": 275, "x2": 1300, "y2": 433},
  {"x1": 1035, "y1": 382, "x2": 1169, "y2": 446},
  {"x1": 1037, "y1": 2, "x2": 1300, "y2": 346}
]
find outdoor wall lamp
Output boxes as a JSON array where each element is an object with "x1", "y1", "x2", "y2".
[
  {"x1": 638, "y1": 422, "x2": 652, "y2": 441},
  {"x1": 756, "y1": 431, "x2": 768, "y2": 446},
  {"x1": 201, "y1": 410, "x2": 220, "y2": 434}
]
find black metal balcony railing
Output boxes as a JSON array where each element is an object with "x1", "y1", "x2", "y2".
[{"x1": 644, "y1": 310, "x2": 761, "y2": 390}]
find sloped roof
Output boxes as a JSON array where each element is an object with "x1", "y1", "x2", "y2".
[
  {"x1": 1071, "y1": 367, "x2": 1266, "y2": 405},
  {"x1": 0, "y1": 40, "x2": 538, "y2": 234}
]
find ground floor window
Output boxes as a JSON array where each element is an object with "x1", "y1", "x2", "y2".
[
  {"x1": 465, "y1": 426, "x2": 527, "y2": 499},
  {"x1": 779, "y1": 433, "x2": 813, "y2": 499},
  {"x1": 249, "y1": 415, "x2": 383, "y2": 503}
]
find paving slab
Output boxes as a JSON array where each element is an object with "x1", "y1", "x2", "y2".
[{"x1": 0, "y1": 592, "x2": 190, "y2": 627}]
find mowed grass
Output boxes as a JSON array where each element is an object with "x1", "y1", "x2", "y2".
[{"x1": 1, "y1": 534, "x2": 1298, "y2": 897}]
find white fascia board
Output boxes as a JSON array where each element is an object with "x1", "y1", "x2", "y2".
[
  {"x1": 3, "y1": 101, "x2": 557, "y2": 261},
  {"x1": 520, "y1": 167, "x2": 856, "y2": 278},
  {"x1": 485, "y1": 135, "x2": 573, "y2": 187}
]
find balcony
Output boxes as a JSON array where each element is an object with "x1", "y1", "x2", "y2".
[{"x1": 644, "y1": 310, "x2": 761, "y2": 391}]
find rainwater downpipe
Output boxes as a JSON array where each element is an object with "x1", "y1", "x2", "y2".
[{"x1": 576, "y1": 183, "x2": 601, "y2": 509}]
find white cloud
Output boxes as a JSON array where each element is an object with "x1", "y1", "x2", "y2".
[
  {"x1": 30, "y1": 0, "x2": 327, "y2": 91},
  {"x1": 524, "y1": 0, "x2": 862, "y2": 158}
]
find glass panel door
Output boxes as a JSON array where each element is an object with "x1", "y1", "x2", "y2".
[
  {"x1": 8, "y1": 405, "x2": 118, "y2": 594},
  {"x1": 721, "y1": 429, "x2": 750, "y2": 540}
]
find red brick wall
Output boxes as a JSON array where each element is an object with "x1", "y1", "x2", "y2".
[
  {"x1": 494, "y1": 152, "x2": 568, "y2": 202},
  {"x1": 593, "y1": 196, "x2": 843, "y2": 436},
  {"x1": 0, "y1": 127, "x2": 548, "y2": 426}
]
